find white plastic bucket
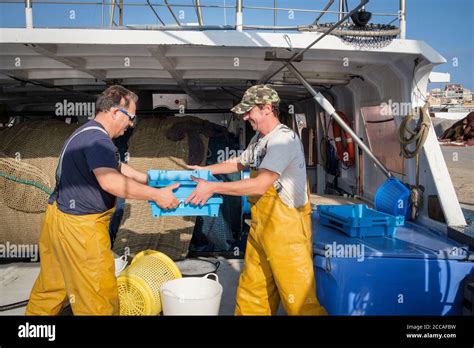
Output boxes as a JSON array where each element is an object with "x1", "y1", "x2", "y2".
[{"x1": 160, "y1": 273, "x2": 223, "y2": 315}]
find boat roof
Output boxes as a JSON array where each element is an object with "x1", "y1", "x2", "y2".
[{"x1": 0, "y1": 28, "x2": 446, "y2": 105}]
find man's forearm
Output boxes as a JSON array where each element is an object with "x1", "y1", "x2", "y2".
[
  {"x1": 211, "y1": 178, "x2": 265, "y2": 197},
  {"x1": 206, "y1": 158, "x2": 246, "y2": 175},
  {"x1": 103, "y1": 171, "x2": 157, "y2": 200},
  {"x1": 120, "y1": 163, "x2": 148, "y2": 184}
]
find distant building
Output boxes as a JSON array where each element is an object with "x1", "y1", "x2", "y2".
[
  {"x1": 429, "y1": 84, "x2": 472, "y2": 106},
  {"x1": 428, "y1": 88, "x2": 444, "y2": 106},
  {"x1": 445, "y1": 84, "x2": 464, "y2": 103},
  {"x1": 431, "y1": 88, "x2": 444, "y2": 98},
  {"x1": 463, "y1": 88, "x2": 472, "y2": 102}
]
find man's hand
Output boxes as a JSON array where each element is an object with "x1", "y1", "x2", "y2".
[
  {"x1": 153, "y1": 183, "x2": 181, "y2": 210},
  {"x1": 185, "y1": 176, "x2": 215, "y2": 206}
]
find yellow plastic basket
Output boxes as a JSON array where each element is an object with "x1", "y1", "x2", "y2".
[{"x1": 117, "y1": 250, "x2": 182, "y2": 315}]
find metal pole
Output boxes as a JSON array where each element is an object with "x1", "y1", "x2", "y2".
[
  {"x1": 236, "y1": 0, "x2": 243, "y2": 32},
  {"x1": 313, "y1": 0, "x2": 335, "y2": 25},
  {"x1": 399, "y1": 0, "x2": 406, "y2": 39},
  {"x1": 119, "y1": 0, "x2": 123, "y2": 26},
  {"x1": 101, "y1": 0, "x2": 104, "y2": 27},
  {"x1": 358, "y1": 140, "x2": 364, "y2": 194},
  {"x1": 287, "y1": 63, "x2": 392, "y2": 179},
  {"x1": 196, "y1": 0, "x2": 204, "y2": 26},
  {"x1": 223, "y1": 0, "x2": 227, "y2": 25},
  {"x1": 25, "y1": 0, "x2": 33, "y2": 29},
  {"x1": 164, "y1": 0, "x2": 181, "y2": 26},
  {"x1": 274, "y1": 0, "x2": 277, "y2": 29},
  {"x1": 146, "y1": 0, "x2": 166, "y2": 26},
  {"x1": 338, "y1": 0, "x2": 343, "y2": 20},
  {"x1": 109, "y1": 0, "x2": 115, "y2": 27}
]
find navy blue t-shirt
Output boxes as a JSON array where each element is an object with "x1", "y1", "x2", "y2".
[{"x1": 54, "y1": 120, "x2": 120, "y2": 215}]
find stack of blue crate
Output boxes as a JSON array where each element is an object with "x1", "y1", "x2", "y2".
[{"x1": 318, "y1": 204, "x2": 404, "y2": 238}]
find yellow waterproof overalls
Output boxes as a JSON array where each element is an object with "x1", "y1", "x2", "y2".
[
  {"x1": 26, "y1": 126, "x2": 119, "y2": 315},
  {"x1": 235, "y1": 170, "x2": 327, "y2": 315}
]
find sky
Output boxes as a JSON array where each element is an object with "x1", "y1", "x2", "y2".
[{"x1": 0, "y1": 0, "x2": 473, "y2": 90}]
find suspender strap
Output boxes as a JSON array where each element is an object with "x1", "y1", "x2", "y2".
[{"x1": 50, "y1": 126, "x2": 108, "y2": 202}]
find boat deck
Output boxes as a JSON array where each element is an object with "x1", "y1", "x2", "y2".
[
  {"x1": 1, "y1": 194, "x2": 471, "y2": 316},
  {"x1": 0, "y1": 257, "x2": 246, "y2": 316}
]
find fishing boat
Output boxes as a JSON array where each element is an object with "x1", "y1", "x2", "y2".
[{"x1": 0, "y1": 0, "x2": 472, "y2": 316}]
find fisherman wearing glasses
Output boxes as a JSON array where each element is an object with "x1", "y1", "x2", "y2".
[{"x1": 26, "y1": 85, "x2": 180, "y2": 315}]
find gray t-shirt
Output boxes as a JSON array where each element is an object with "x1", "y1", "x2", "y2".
[{"x1": 238, "y1": 124, "x2": 308, "y2": 208}]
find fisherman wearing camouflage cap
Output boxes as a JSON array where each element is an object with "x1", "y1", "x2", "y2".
[
  {"x1": 185, "y1": 84, "x2": 327, "y2": 316},
  {"x1": 229, "y1": 84, "x2": 280, "y2": 114}
]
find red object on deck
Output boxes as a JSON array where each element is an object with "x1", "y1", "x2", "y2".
[{"x1": 332, "y1": 111, "x2": 355, "y2": 167}]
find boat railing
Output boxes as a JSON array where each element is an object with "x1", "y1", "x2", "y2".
[{"x1": 2, "y1": 0, "x2": 405, "y2": 38}]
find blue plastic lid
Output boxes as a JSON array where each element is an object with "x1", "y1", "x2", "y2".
[{"x1": 312, "y1": 212, "x2": 471, "y2": 260}]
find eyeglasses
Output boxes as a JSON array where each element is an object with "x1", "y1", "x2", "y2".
[{"x1": 119, "y1": 108, "x2": 137, "y2": 122}]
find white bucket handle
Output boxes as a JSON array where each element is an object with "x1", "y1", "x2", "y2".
[
  {"x1": 161, "y1": 288, "x2": 187, "y2": 303},
  {"x1": 161, "y1": 288, "x2": 178, "y2": 298},
  {"x1": 203, "y1": 273, "x2": 219, "y2": 283}
]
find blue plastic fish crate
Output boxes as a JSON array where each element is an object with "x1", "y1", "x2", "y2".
[
  {"x1": 147, "y1": 170, "x2": 223, "y2": 217},
  {"x1": 148, "y1": 170, "x2": 216, "y2": 187},
  {"x1": 374, "y1": 178, "x2": 411, "y2": 219},
  {"x1": 318, "y1": 204, "x2": 404, "y2": 238}
]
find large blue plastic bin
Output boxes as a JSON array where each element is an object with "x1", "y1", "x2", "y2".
[
  {"x1": 374, "y1": 178, "x2": 411, "y2": 219},
  {"x1": 312, "y1": 212, "x2": 474, "y2": 315},
  {"x1": 147, "y1": 170, "x2": 223, "y2": 217},
  {"x1": 318, "y1": 204, "x2": 404, "y2": 238}
]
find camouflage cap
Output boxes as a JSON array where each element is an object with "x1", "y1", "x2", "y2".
[{"x1": 230, "y1": 84, "x2": 280, "y2": 115}]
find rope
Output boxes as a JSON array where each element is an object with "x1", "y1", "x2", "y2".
[
  {"x1": 398, "y1": 102, "x2": 431, "y2": 159},
  {"x1": 0, "y1": 300, "x2": 29, "y2": 312},
  {"x1": 409, "y1": 179, "x2": 424, "y2": 220},
  {"x1": 0, "y1": 171, "x2": 53, "y2": 195},
  {"x1": 398, "y1": 102, "x2": 431, "y2": 220}
]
